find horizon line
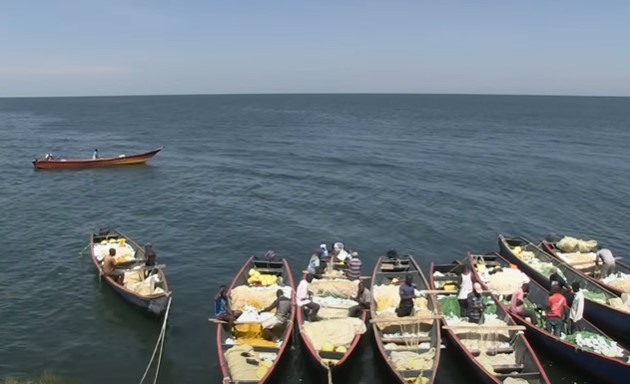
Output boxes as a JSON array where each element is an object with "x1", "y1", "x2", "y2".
[{"x1": 1, "y1": 91, "x2": 629, "y2": 100}]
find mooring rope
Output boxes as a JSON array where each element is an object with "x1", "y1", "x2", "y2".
[
  {"x1": 325, "y1": 364, "x2": 333, "y2": 384},
  {"x1": 139, "y1": 296, "x2": 173, "y2": 384}
]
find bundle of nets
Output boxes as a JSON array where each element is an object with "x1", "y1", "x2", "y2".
[
  {"x1": 313, "y1": 296, "x2": 359, "y2": 319},
  {"x1": 582, "y1": 290, "x2": 608, "y2": 304},
  {"x1": 374, "y1": 307, "x2": 434, "y2": 330},
  {"x1": 373, "y1": 284, "x2": 428, "y2": 312},
  {"x1": 384, "y1": 342, "x2": 431, "y2": 350},
  {"x1": 229, "y1": 285, "x2": 292, "y2": 311},
  {"x1": 486, "y1": 269, "x2": 530, "y2": 295},
  {"x1": 310, "y1": 278, "x2": 357, "y2": 299},
  {"x1": 556, "y1": 236, "x2": 598, "y2": 253},
  {"x1": 444, "y1": 314, "x2": 510, "y2": 338},
  {"x1": 302, "y1": 317, "x2": 366, "y2": 350},
  {"x1": 603, "y1": 273, "x2": 630, "y2": 293},
  {"x1": 564, "y1": 331, "x2": 626, "y2": 357},
  {"x1": 504, "y1": 378, "x2": 530, "y2": 384},
  {"x1": 510, "y1": 246, "x2": 535, "y2": 260},
  {"x1": 557, "y1": 252, "x2": 596, "y2": 269},
  {"x1": 389, "y1": 348, "x2": 435, "y2": 371},
  {"x1": 224, "y1": 344, "x2": 274, "y2": 381}
]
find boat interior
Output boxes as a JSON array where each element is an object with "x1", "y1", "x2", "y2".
[
  {"x1": 372, "y1": 257, "x2": 439, "y2": 383},
  {"x1": 219, "y1": 259, "x2": 292, "y2": 383},
  {"x1": 432, "y1": 262, "x2": 546, "y2": 383}
]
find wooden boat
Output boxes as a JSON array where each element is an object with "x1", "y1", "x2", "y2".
[
  {"x1": 297, "y1": 259, "x2": 368, "y2": 380},
  {"x1": 89, "y1": 228, "x2": 171, "y2": 316},
  {"x1": 498, "y1": 235, "x2": 630, "y2": 338},
  {"x1": 541, "y1": 235, "x2": 630, "y2": 297},
  {"x1": 370, "y1": 255, "x2": 440, "y2": 384},
  {"x1": 428, "y1": 261, "x2": 550, "y2": 384},
  {"x1": 215, "y1": 256, "x2": 296, "y2": 384},
  {"x1": 468, "y1": 251, "x2": 630, "y2": 384},
  {"x1": 33, "y1": 147, "x2": 162, "y2": 169}
]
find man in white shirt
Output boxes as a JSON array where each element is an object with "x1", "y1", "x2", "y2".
[
  {"x1": 296, "y1": 274, "x2": 320, "y2": 321},
  {"x1": 596, "y1": 248, "x2": 616, "y2": 278},
  {"x1": 569, "y1": 282, "x2": 585, "y2": 334}
]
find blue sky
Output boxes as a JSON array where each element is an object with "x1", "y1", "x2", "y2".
[{"x1": 0, "y1": 0, "x2": 628, "y2": 97}]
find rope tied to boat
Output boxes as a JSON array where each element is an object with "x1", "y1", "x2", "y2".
[
  {"x1": 325, "y1": 363, "x2": 333, "y2": 384},
  {"x1": 139, "y1": 295, "x2": 173, "y2": 384}
]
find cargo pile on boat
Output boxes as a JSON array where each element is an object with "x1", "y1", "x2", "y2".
[
  {"x1": 563, "y1": 331, "x2": 626, "y2": 358},
  {"x1": 556, "y1": 251, "x2": 597, "y2": 269},
  {"x1": 373, "y1": 283, "x2": 433, "y2": 328},
  {"x1": 510, "y1": 246, "x2": 558, "y2": 276},
  {"x1": 603, "y1": 272, "x2": 630, "y2": 293},
  {"x1": 556, "y1": 236, "x2": 598, "y2": 253},
  {"x1": 476, "y1": 266, "x2": 530, "y2": 295},
  {"x1": 224, "y1": 344, "x2": 276, "y2": 381}
]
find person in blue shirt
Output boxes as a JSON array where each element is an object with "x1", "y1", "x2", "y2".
[
  {"x1": 396, "y1": 274, "x2": 417, "y2": 317},
  {"x1": 210, "y1": 285, "x2": 242, "y2": 331}
]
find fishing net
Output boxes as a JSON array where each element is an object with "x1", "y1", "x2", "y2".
[
  {"x1": 390, "y1": 348, "x2": 435, "y2": 370},
  {"x1": 557, "y1": 252, "x2": 596, "y2": 269},
  {"x1": 310, "y1": 278, "x2": 358, "y2": 299},
  {"x1": 229, "y1": 285, "x2": 292, "y2": 311},
  {"x1": 224, "y1": 345, "x2": 275, "y2": 381},
  {"x1": 486, "y1": 269, "x2": 530, "y2": 296},
  {"x1": 564, "y1": 331, "x2": 626, "y2": 357},
  {"x1": 301, "y1": 317, "x2": 366, "y2": 350},
  {"x1": 556, "y1": 236, "x2": 598, "y2": 253},
  {"x1": 604, "y1": 275, "x2": 630, "y2": 293}
]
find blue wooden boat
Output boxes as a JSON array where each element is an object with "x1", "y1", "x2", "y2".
[
  {"x1": 498, "y1": 235, "x2": 630, "y2": 339},
  {"x1": 541, "y1": 235, "x2": 630, "y2": 297},
  {"x1": 428, "y1": 262, "x2": 550, "y2": 384},
  {"x1": 370, "y1": 255, "x2": 440, "y2": 384},
  {"x1": 468, "y1": 251, "x2": 630, "y2": 384},
  {"x1": 89, "y1": 229, "x2": 171, "y2": 316}
]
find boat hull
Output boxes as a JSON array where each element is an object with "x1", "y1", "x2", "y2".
[
  {"x1": 33, "y1": 147, "x2": 162, "y2": 169},
  {"x1": 216, "y1": 256, "x2": 296, "y2": 384},
  {"x1": 429, "y1": 261, "x2": 549, "y2": 384},
  {"x1": 370, "y1": 256, "x2": 440, "y2": 384},
  {"x1": 541, "y1": 239, "x2": 630, "y2": 297},
  {"x1": 498, "y1": 235, "x2": 630, "y2": 338},
  {"x1": 469, "y1": 252, "x2": 630, "y2": 384},
  {"x1": 89, "y1": 229, "x2": 171, "y2": 317}
]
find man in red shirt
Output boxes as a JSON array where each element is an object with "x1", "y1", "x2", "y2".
[{"x1": 545, "y1": 285, "x2": 568, "y2": 336}]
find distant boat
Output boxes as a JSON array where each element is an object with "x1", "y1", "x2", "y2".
[{"x1": 33, "y1": 147, "x2": 163, "y2": 169}]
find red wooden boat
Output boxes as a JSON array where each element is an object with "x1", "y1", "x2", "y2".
[
  {"x1": 215, "y1": 256, "x2": 296, "y2": 384},
  {"x1": 33, "y1": 147, "x2": 163, "y2": 169}
]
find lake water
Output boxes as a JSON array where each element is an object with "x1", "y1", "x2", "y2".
[{"x1": 1, "y1": 94, "x2": 629, "y2": 383}]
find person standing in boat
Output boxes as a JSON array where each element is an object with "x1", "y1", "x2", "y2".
[
  {"x1": 93, "y1": 149, "x2": 99, "y2": 159},
  {"x1": 211, "y1": 285, "x2": 242, "y2": 332},
  {"x1": 297, "y1": 274, "x2": 320, "y2": 321},
  {"x1": 143, "y1": 243, "x2": 157, "y2": 278},
  {"x1": 396, "y1": 274, "x2": 417, "y2": 317},
  {"x1": 457, "y1": 265, "x2": 474, "y2": 318},
  {"x1": 509, "y1": 283, "x2": 537, "y2": 325},
  {"x1": 569, "y1": 282, "x2": 585, "y2": 334},
  {"x1": 102, "y1": 248, "x2": 125, "y2": 284},
  {"x1": 548, "y1": 267, "x2": 568, "y2": 291},
  {"x1": 258, "y1": 289, "x2": 292, "y2": 342},
  {"x1": 545, "y1": 284, "x2": 568, "y2": 336},
  {"x1": 307, "y1": 249, "x2": 321, "y2": 276},
  {"x1": 466, "y1": 283, "x2": 485, "y2": 324},
  {"x1": 595, "y1": 247, "x2": 616, "y2": 278},
  {"x1": 345, "y1": 251, "x2": 362, "y2": 281},
  {"x1": 348, "y1": 281, "x2": 371, "y2": 317}
]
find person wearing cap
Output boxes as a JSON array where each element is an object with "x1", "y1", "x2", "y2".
[
  {"x1": 333, "y1": 242, "x2": 350, "y2": 263},
  {"x1": 569, "y1": 282, "x2": 585, "y2": 334},
  {"x1": 307, "y1": 249, "x2": 321, "y2": 275},
  {"x1": 466, "y1": 283, "x2": 485, "y2": 323},
  {"x1": 345, "y1": 251, "x2": 362, "y2": 281},
  {"x1": 595, "y1": 247, "x2": 616, "y2": 278}
]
